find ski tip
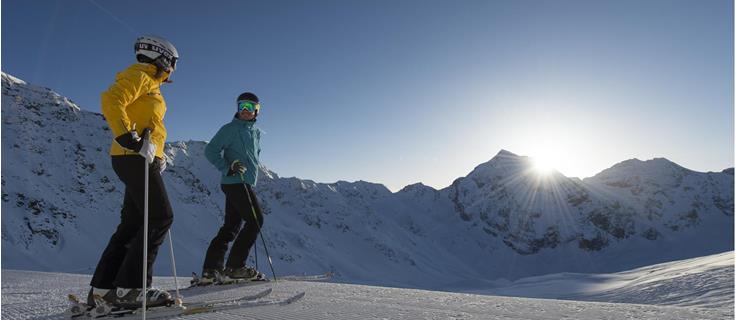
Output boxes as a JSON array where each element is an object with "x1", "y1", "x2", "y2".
[{"x1": 279, "y1": 291, "x2": 306, "y2": 306}]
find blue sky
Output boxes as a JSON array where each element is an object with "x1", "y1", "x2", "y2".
[{"x1": 3, "y1": 0, "x2": 733, "y2": 191}]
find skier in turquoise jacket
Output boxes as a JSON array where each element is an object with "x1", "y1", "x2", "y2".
[{"x1": 200, "y1": 92, "x2": 264, "y2": 284}]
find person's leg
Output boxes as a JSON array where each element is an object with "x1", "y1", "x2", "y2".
[
  {"x1": 202, "y1": 184, "x2": 243, "y2": 271},
  {"x1": 224, "y1": 184, "x2": 264, "y2": 269},
  {"x1": 90, "y1": 186, "x2": 143, "y2": 289},
  {"x1": 109, "y1": 156, "x2": 174, "y2": 289}
]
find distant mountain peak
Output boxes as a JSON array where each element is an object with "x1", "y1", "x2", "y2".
[
  {"x1": 593, "y1": 157, "x2": 689, "y2": 180},
  {"x1": 464, "y1": 149, "x2": 529, "y2": 180},
  {"x1": 2, "y1": 72, "x2": 26, "y2": 85},
  {"x1": 398, "y1": 182, "x2": 437, "y2": 194},
  {"x1": 496, "y1": 149, "x2": 519, "y2": 158},
  {"x1": 622, "y1": 157, "x2": 680, "y2": 168}
]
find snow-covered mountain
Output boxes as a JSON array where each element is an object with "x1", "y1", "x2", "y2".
[{"x1": 2, "y1": 72, "x2": 733, "y2": 290}]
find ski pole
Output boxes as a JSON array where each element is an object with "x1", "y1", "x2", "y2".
[
  {"x1": 167, "y1": 230, "x2": 182, "y2": 305},
  {"x1": 254, "y1": 239, "x2": 259, "y2": 271},
  {"x1": 142, "y1": 139, "x2": 149, "y2": 319},
  {"x1": 141, "y1": 128, "x2": 152, "y2": 320},
  {"x1": 240, "y1": 173, "x2": 277, "y2": 282}
]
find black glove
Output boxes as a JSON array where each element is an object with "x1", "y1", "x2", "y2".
[
  {"x1": 227, "y1": 160, "x2": 246, "y2": 176},
  {"x1": 115, "y1": 131, "x2": 143, "y2": 152}
]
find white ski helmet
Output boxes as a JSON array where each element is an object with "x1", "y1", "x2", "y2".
[{"x1": 134, "y1": 35, "x2": 179, "y2": 72}]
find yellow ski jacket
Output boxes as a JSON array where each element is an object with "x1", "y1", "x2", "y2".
[{"x1": 101, "y1": 63, "x2": 168, "y2": 158}]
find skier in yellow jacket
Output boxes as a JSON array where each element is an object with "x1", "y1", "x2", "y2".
[{"x1": 89, "y1": 35, "x2": 178, "y2": 309}]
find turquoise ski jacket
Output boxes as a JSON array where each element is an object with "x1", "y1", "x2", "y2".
[{"x1": 205, "y1": 115, "x2": 261, "y2": 185}]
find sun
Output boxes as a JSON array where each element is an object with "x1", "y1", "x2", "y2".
[
  {"x1": 519, "y1": 135, "x2": 569, "y2": 177},
  {"x1": 530, "y1": 153, "x2": 560, "y2": 176},
  {"x1": 531, "y1": 157, "x2": 555, "y2": 176}
]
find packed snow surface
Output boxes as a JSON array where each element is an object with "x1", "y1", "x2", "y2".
[
  {"x1": 1, "y1": 269, "x2": 731, "y2": 320},
  {"x1": 469, "y1": 251, "x2": 734, "y2": 309}
]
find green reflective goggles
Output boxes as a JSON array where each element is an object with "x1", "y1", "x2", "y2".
[{"x1": 237, "y1": 100, "x2": 260, "y2": 113}]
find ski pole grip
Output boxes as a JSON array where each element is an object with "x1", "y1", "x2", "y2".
[{"x1": 142, "y1": 128, "x2": 152, "y2": 140}]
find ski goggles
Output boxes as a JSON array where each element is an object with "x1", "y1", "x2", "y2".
[
  {"x1": 237, "y1": 100, "x2": 260, "y2": 113},
  {"x1": 169, "y1": 57, "x2": 178, "y2": 70}
]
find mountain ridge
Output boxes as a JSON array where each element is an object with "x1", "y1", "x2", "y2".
[{"x1": 2, "y1": 72, "x2": 732, "y2": 289}]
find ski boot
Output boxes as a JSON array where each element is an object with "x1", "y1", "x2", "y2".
[
  {"x1": 67, "y1": 291, "x2": 110, "y2": 318},
  {"x1": 219, "y1": 266, "x2": 263, "y2": 284},
  {"x1": 110, "y1": 287, "x2": 175, "y2": 310},
  {"x1": 83, "y1": 288, "x2": 120, "y2": 318},
  {"x1": 195, "y1": 268, "x2": 221, "y2": 286},
  {"x1": 86, "y1": 287, "x2": 116, "y2": 307}
]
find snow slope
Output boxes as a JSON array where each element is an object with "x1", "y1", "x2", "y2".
[
  {"x1": 2, "y1": 71, "x2": 733, "y2": 290},
  {"x1": 470, "y1": 251, "x2": 734, "y2": 309},
  {"x1": 1, "y1": 269, "x2": 731, "y2": 320}
]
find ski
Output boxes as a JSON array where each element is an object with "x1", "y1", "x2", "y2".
[
  {"x1": 183, "y1": 287, "x2": 271, "y2": 307},
  {"x1": 188, "y1": 271, "x2": 268, "y2": 288},
  {"x1": 280, "y1": 272, "x2": 333, "y2": 281},
  {"x1": 66, "y1": 288, "x2": 275, "y2": 319},
  {"x1": 184, "y1": 291, "x2": 305, "y2": 315},
  {"x1": 188, "y1": 271, "x2": 332, "y2": 288},
  {"x1": 98, "y1": 291, "x2": 304, "y2": 319}
]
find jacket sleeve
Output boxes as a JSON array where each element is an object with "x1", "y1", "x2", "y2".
[
  {"x1": 205, "y1": 125, "x2": 230, "y2": 175},
  {"x1": 100, "y1": 70, "x2": 150, "y2": 137},
  {"x1": 149, "y1": 104, "x2": 167, "y2": 158}
]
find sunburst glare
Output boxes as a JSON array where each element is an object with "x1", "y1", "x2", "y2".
[{"x1": 530, "y1": 152, "x2": 562, "y2": 177}]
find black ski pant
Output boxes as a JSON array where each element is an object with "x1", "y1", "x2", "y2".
[
  {"x1": 90, "y1": 155, "x2": 174, "y2": 289},
  {"x1": 202, "y1": 183, "x2": 264, "y2": 271}
]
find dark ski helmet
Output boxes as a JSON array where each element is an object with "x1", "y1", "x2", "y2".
[
  {"x1": 237, "y1": 92, "x2": 259, "y2": 103},
  {"x1": 135, "y1": 35, "x2": 179, "y2": 73}
]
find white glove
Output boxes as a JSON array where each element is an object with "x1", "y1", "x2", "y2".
[{"x1": 138, "y1": 137, "x2": 156, "y2": 164}]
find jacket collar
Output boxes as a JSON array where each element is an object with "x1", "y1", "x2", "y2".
[
  {"x1": 231, "y1": 113, "x2": 257, "y2": 126},
  {"x1": 130, "y1": 63, "x2": 169, "y2": 84}
]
